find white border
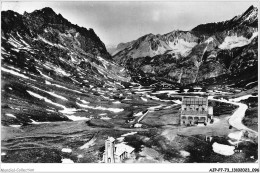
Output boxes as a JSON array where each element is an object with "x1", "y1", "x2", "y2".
[
  {"x1": 0, "y1": 163, "x2": 259, "y2": 172},
  {"x1": 1, "y1": 0, "x2": 259, "y2": 173}
]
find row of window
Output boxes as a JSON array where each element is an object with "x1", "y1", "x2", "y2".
[{"x1": 183, "y1": 107, "x2": 206, "y2": 111}]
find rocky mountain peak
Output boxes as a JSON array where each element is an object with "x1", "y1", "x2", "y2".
[
  {"x1": 243, "y1": 5, "x2": 257, "y2": 16},
  {"x1": 112, "y1": 5, "x2": 258, "y2": 86},
  {"x1": 240, "y1": 5, "x2": 258, "y2": 23},
  {"x1": 192, "y1": 5, "x2": 258, "y2": 36},
  {"x1": 24, "y1": 7, "x2": 57, "y2": 20},
  {"x1": 31, "y1": 7, "x2": 56, "y2": 15}
]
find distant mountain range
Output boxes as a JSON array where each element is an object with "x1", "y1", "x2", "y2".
[
  {"x1": 112, "y1": 5, "x2": 258, "y2": 87},
  {"x1": 1, "y1": 5, "x2": 258, "y2": 90}
]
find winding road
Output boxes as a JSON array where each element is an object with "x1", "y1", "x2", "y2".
[{"x1": 208, "y1": 95, "x2": 257, "y2": 135}]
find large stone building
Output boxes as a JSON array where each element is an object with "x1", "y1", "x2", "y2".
[
  {"x1": 181, "y1": 96, "x2": 213, "y2": 126},
  {"x1": 102, "y1": 137, "x2": 135, "y2": 163},
  {"x1": 103, "y1": 137, "x2": 116, "y2": 163}
]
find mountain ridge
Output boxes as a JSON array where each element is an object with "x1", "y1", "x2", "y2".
[
  {"x1": 1, "y1": 6, "x2": 133, "y2": 125},
  {"x1": 2, "y1": 7, "x2": 111, "y2": 60},
  {"x1": 112, "y1": 5, "x2": 258, "y2": 86}
]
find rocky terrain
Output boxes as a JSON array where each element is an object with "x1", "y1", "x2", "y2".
[
  {"x1": 1, "y1": 7, "x2": 132, "y2": 126},
  {"x1": 112, "y1": 6, "x2": 258, "y2": 86},
  {"x1": 1, "y1": 6, "x2": 258, "y2": 163}
]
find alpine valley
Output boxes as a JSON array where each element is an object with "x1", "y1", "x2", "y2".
[{"x1": 1, "y1": 5, "x2": 258, "y2": 164}]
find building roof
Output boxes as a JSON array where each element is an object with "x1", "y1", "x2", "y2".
[
  {"x1": 114, "y1": 143, "x2": 134, "y2": 156},
  {"x1": 106, "y1": 136, "x2": 115, "y2": 142},
  {"x1": 182, "y1": 97, "x2": 207, "y2": 105}
]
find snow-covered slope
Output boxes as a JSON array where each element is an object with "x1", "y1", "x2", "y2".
[
  {"x1": 113, "y1": 31, "x2": 199, "y2": 63},
  {"x1": 1, "y1": 7, "x2": 131, "y2": 126},
  {"x1": 219, "y1": 32, "x2": 258, "y2": 49},
  {"x1": 112, "y1": 5, "x2": 258, "y2": 86}
]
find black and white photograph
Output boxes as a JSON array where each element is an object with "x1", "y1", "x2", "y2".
[{"x1": 0, "y1": 0, "x2": 259, "y2": 172}]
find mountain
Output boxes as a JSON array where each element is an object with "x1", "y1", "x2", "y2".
[
  {"x1": 1, "y1": 7, "x2": 131, "y2": 126},
  {"x1": 192, "y1": 5, "x2": 258, "y2": 36},
  {"x1": 112, "y1": 5, "x2": 258, "y2": 87},
  {"x1": 113, "y1": 31, "x2": 199, "y2": 64}
]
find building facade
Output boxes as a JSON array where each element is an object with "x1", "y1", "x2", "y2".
[
  {"x1": 180, "y1": 96, "x2": 213, "y2": 126},
  {"x1": 102, "y1": 137, "x2": 135, "y2": 163},
  {"x1": 103, "y1": 137, "x2": 116, "y2": 163}
]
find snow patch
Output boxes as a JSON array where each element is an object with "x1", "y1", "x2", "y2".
[
  {"x1": 212, "y1": 142, "x2": 235, "y2": 156},
  {"x1": 8, "y1": 35, "x2": 24, "y2": 48},
  {"x1": 78, "y1": 99, "x2": 90, "y2": 104},
  {"x1": 121, "y1": 132, "x2": 137, "y2": 137},
  {"x1": 6, "y1": 65, "x2": 20, "y2": 72},
  {"x1": 133, "y1": 111, "x2": 143, "y2": 117},
  {"x1": 61, "y1": 148, "x2": 72, "y2": 153},
  {"x1": 113, "y1": 101, "x2": 121, "y2": 104},
  {"x1": 141, "y1": 97, "x2": 148, "y2": 102},
  {"x1": 148, "y1": 105, "x2": 163, "y2": 111},
  {"x1": 123, "y1": 97, "x2": 132, "y2": 101},
  {"x1": 66, "y1": 115, "x2": 89, "y2": 121},
  {"x1": 46, "y1": 109, "x2": 55, "y2": 112},
  {"x1": 59, "y1": 108, "x2": 77, "y2": 115},
  {"x1": 45, "y1": 80, "x2": 82, "y2": 94},
  {"x1": 37, "y1": 69, "x2": 53, "y2": 80},
  {"x1": 6, "y1": 113, "x2": 16, "y2": 118},
  {"x1": 77, "y1": 102, "x2": 124, "y2": 113},
  {"x1": 219, "y1": 32, "x2": 258, "y2": 50},
  {"x1": 205, "y1": 37, "x2": 214, "y2": 44},
  {"x1": 180, "y1": 150, "x2": 190, "y2": 157},
  {"x1": 134, "y1": 123, "x2": 142, "y2": 128},
  {"x1": 2, "y1": 67, "x2": 29, "y2": 79},
  {"x1": 46, "y1": 91, "x2": 68, "y2": 101},
  {"x1": 30, "y1": 119, "x2": 51, "y2": 124},
  {"x1": 172, "y1": 100, "x2": 182, "y2": 104},
  {"x1": 168, "y1": 39, "x2": 197, "y2": 56},
  {"x1": 9, "y1": 125, "x2": 21, "y2": 128},
  {"x1": 145, "y1": 94, "x2": 160, "y2": 100},
  {"x1": 154, "y1": 90, "x2": 178, "y2": 95},
  {"x1": 31, "y1": 85, "x2": 68, "y2": 101},
  {"x1": 100, "y1": 116, "x2": 111, "y2": 120},
  {"x1": 228, "y1": 131, "x2": 243, "y2": 141},
  {"x1": 27, "y1": 90, "x2": 77, "y2": 115},
  {"x1": 45, "y1": 80, "x2": 51, "y2": 85}
]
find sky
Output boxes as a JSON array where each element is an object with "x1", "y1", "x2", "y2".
[{"x1": 2, "y1": 1, "x2": 258, "y2": 47}]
